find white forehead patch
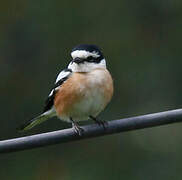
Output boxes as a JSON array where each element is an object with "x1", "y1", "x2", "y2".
[{"x1": 71, "y1": 50, "x2": 100, "y2": 59}]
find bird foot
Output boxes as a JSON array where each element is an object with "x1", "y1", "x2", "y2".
[
  {"x1": 70, "y1": 118, "x2": 84, "y2": 136},
  {"x1": 89, "y1": 116, "x2": 108, "y2": 130},
  {"x1": 73, "y1": 124, "x2": 84, "y2": 136}
]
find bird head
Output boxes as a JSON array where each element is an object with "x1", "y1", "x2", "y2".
[{"x1": 68, "y1": 44, "x2": 106, "y2": 72}]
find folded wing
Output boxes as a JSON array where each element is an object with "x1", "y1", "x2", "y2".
[{"x1": 18, "y1": 68, "x2": 72, "y2": 131}]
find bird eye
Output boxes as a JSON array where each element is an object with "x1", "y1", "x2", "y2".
[
  {"x1": 87, "y1": 56, "x2": 94, "y2": 62},
  {"x1": 72, "y1": 57, "x2": 83, "y2": 64}
]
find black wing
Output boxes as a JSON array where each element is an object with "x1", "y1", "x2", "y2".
[
  {"x1": 43, "y1": 91, "x2": 56, "y2": 113},
  {"x1": 42, "y1": 68, "x2": 72, "y2": 113}
]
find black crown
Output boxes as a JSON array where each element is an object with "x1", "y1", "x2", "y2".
[{"x1": 72, "y1": 44, "x2": 103, "y2": 57}]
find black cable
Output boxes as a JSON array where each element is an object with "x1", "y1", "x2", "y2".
[{"x1": 1, "y1": 108, "x2": 182, "y2": 153}]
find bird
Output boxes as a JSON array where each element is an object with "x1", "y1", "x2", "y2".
[{"x1": 19, "y1": 44, "x2": 114, "y2": 135}]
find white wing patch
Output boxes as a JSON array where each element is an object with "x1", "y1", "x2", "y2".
[
  {"x1": 56, "y1": 70, "x2": 72, "y2": 83},
  {"x1": 48, "y1": 69, "x2": 72, "y2": 97}
]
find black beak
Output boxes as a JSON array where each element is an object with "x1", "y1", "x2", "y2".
[{"x1": 72, "y1": 57, "x2": 83, "y2": 64}]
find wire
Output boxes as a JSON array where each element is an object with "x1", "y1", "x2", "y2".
[{"x1": 1, "y1": 108, "x2": 182, "y2": 153}]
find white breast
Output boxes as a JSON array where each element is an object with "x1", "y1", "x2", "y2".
[{"x1": 61, "y1": 68, "x2": 113, "y2": 122}]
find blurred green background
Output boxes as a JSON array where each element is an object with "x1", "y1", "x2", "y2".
[{"x1": 1, "y1": 0, "x2": 182, "y2": 179}]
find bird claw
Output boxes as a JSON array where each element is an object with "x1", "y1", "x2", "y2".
[
  {"x1": 73, "y1": 125, "x2": 84, "y2": 136},
  {"x1": 70, "y1": 118, "x2": 84, "y2": 136},
  {"x1": 96, "y1": 120, "x2": 108, "y2": 130},
  {"x1": 90, "y1": 116, "x2": 108, "y2": 130}
]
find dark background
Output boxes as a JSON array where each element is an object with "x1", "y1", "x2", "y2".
[{"x1": 1, "y1": 0, "x2": 182, "y2": 179}]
